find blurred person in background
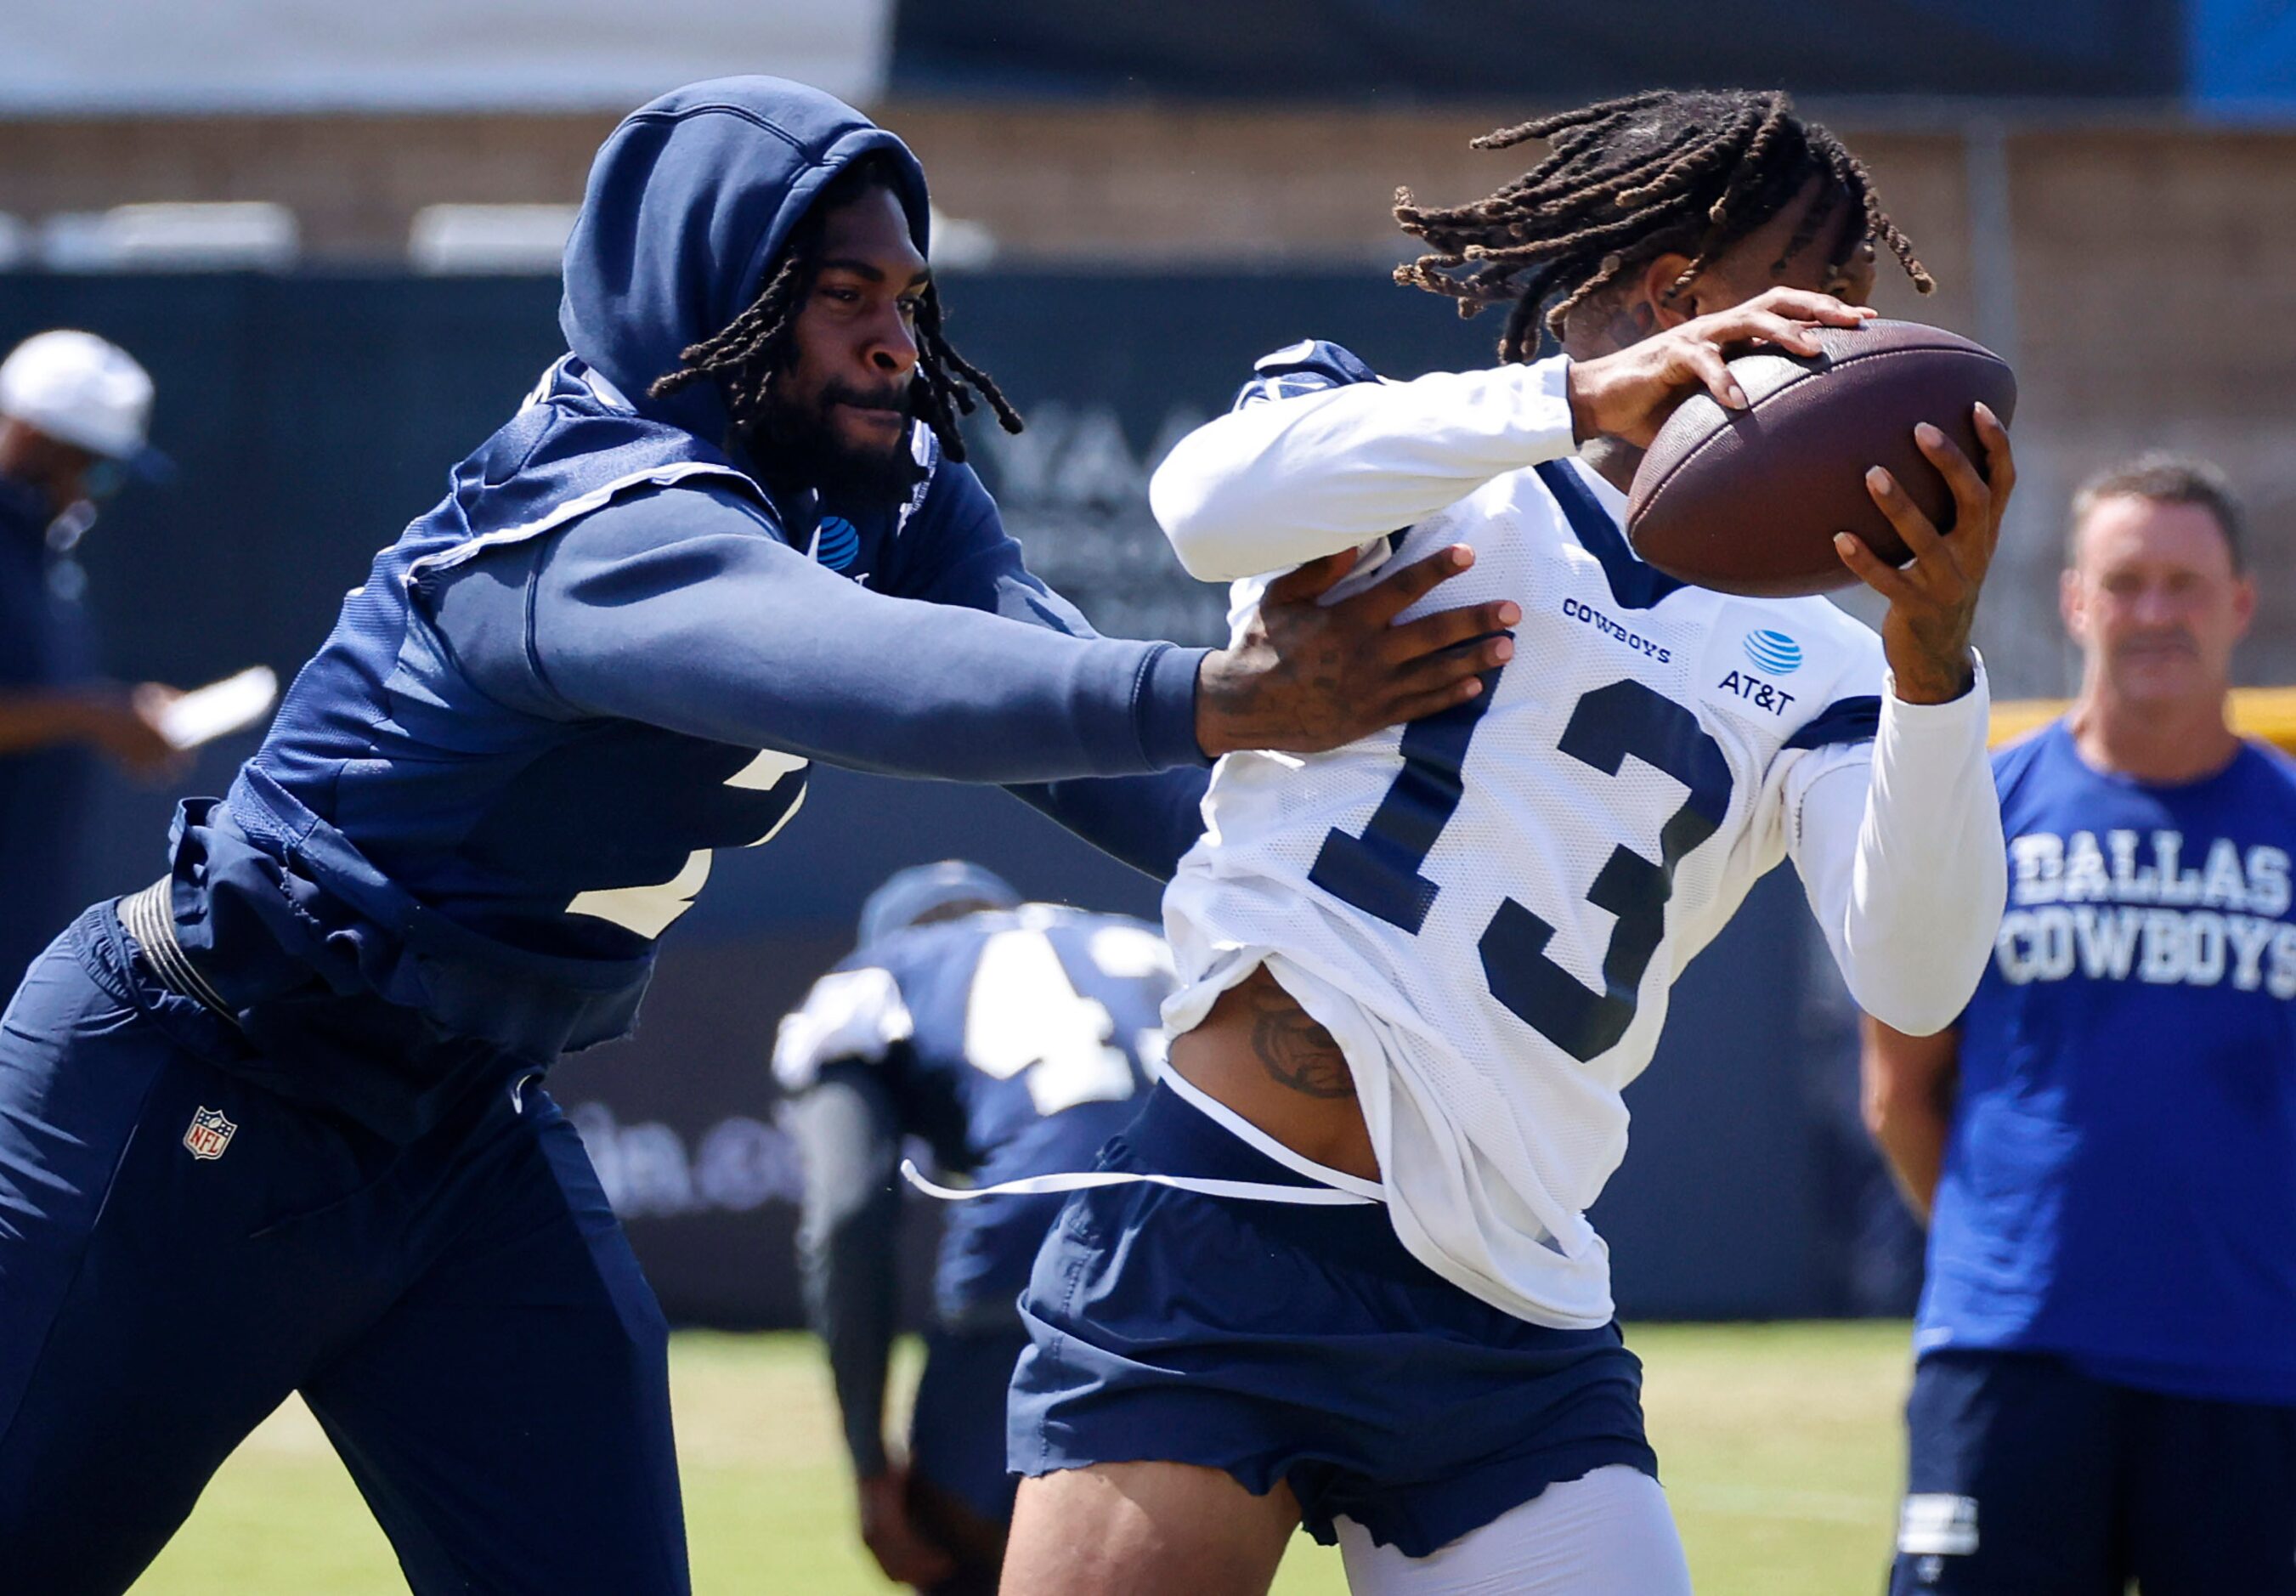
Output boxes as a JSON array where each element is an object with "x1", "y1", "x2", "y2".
[
  {"x1": 0, "y1": 329, "x2": 184, "y2": 990},
  {"x1": 0, "y1": 78, "x2": 1505, "y2": 1595},
  {"x1": 775, "y1": 862, "x2": 1173, "y2": 1595},
  {"x1": 1865, "y1": 456, "x2": 2296, "y2": 1594}
]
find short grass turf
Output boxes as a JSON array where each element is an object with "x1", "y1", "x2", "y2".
[{"x1": 131, "y1": 1321, "x2": 1914, "y2": 1595}]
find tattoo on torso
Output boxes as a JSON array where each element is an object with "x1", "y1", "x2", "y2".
[{"x1": 1247, "y1": 980, "x2": 1355, "y2": 1099}]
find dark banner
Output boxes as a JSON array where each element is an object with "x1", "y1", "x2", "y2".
[
  {"x1": 0, "y1": 271, "x2": 1908, "y2": 1326},
  {"x1": 892, "y1": 0, "x2": 2186, "y2": 102}
]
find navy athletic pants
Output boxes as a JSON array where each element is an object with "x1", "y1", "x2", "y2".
[
  {"x1": 0, "y1": 904, "x2": 687, "y2": 1595},
  {"x1": 1892, "y1": 1350, "x2": 2296, "y2": 1595}
]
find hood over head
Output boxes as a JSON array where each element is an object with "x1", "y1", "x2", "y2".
[{"x1": 559, "y1": 76, "x2": 930, "y2": 444}]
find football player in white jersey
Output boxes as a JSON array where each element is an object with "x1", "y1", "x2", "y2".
[{"x1": 996, "y1": 92, "x2": 2013, "y2": 1596}]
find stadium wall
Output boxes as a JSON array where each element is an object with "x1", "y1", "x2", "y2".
[{"x1": 3, "y1": 106, "x2": 2290, "y2": 696}]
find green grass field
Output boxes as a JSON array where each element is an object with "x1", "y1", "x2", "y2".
[{"x1": 131, "y1": 1322, "x2": 1914, "y2": 1594}]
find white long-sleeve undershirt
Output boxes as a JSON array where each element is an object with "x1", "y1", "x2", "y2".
[
  {"x1": 1149, "y1": 358, "x2": 1582, "y2": 581},
  {"x1": 1151, "y1": 352, "x2": 2007, "y2": 1033},
  {"x1": 1786, "y1": 669, "x2": 2005, "y2": 1035}
]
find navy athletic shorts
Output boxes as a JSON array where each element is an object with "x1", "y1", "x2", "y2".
[
  {"x1": 1008, "y1": 1081, "x2": 1656, "y2": 1558},
  {"x1": 1892, "y1": 1349, "x2": 2296, "y2": 1594}
]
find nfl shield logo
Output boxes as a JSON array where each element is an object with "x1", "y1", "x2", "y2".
[{"x1": 183, "y1": 1106, "x2": 236, "y2": 1161}]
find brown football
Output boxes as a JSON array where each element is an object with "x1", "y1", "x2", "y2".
[{"x1": 1624, "y1": 320, "x2": 2016, "y2": 598}]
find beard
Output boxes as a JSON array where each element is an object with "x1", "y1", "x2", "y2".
[{"x1": 738, "y1": 377, "x2": 926, "y2": 507}]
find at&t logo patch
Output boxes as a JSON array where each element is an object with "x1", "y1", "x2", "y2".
[
  {"x1": 1715, "y1": 669, "x2": 1797, "y2": 716},
  {"x1": 814, "y1": 516, "x2": 861, "y2": 573},
  {"x1": 183, "y1": 1106, "x2": 237, "y2": 1161},
  {"x1": 1742, "y1": 628, "x2": 1803, "y2": 675}
]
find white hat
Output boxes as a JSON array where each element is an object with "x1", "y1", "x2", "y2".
[{"x1": 0, "y1": 330, "x2": 170, "y2": 478}]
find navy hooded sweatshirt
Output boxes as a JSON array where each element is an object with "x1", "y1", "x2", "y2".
[{"x1": 150, "y1": 78, "x2": 1211, "y2": 1139}]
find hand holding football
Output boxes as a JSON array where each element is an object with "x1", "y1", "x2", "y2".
[{"x1": 1624, "y1": 320, "x2": 2018, "y2": 597}]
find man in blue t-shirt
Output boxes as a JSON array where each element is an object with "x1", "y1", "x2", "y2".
[
  {"x1": 1864, "y1": 456, "x2": 2296, "y2": 1594},
  {"x1": 774, "y1": 862, "x2": 1173, "y2": 1595}
]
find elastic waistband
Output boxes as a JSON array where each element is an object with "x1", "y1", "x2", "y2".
[
  {"x1": 1119, "y1": 1080, "x2": 1446, "y2": 1282},
  {"x1": 71, "y1": 897, "x2": 247, "y2": 1068},
  {"x1": 117, "y1": 878, "x2": 237, "y2": 1023},
  {"x1": 91, "y1": 890, "x2": 543, "y2": 1148},
  {"x1": 899, "y1": 1082, "x2": 1454, "y2": 1286},
  {"x1": 1117, "y1": 1076, "x2": 1367, "y2": 1191},
  {"x1": 1156, "y1": 1067, "x2": 1385, "y2": 1199},
  {"x1": 900, "y1": 1078, "x2": 1381, "y2": 1212}
]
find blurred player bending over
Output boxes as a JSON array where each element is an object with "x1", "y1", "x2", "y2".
[
  {"x1": 1866, "y1": 457, "x2": 2296, "y2": 1595},
  {"x1": 992, "y1": 90, "x2": 2014, "y2": 1596},
  {"x1": 777, "y1": 863, "x2": 1174, "y2": 1594},
  {"x1": 0, "y1": 78, "x2": 1510, "y2": 1596}
]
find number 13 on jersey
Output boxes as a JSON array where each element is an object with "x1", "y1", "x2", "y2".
[{"x1": 1309, "y1": 675, "x2": 1733, "y2": 1061}]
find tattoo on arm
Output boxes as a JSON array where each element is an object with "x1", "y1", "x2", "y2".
[{"x1": 1247, "y1": 982, "x2": 1354, "y2": 1099}]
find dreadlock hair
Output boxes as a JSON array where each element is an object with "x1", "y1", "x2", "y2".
[
  {"x1": 1394, "y1": 89, "x2": 1934, "y2": 365},
  {"x1": 648, "y1": 151, "x2": 1021, "y2": 462}
]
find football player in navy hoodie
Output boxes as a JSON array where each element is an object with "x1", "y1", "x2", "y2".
[{"x1": 0, "y1": 78, "x2": 1510, "y2": 1595}]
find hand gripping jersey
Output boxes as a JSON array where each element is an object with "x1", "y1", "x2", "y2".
[
  {"x1": 775, "y1": 904, "x2": 1173, "y2": 1322},
  {"x1": 1158, "y1": 341, "x2": 2001, "y2": 1329}
]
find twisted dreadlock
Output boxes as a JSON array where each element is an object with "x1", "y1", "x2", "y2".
[
  {"x1": 649, "y1": 152, "x2": 1021, "y2": 462},
  {"x1": 1394, "y1": 90, "x2": 1933, "y2": 365}
]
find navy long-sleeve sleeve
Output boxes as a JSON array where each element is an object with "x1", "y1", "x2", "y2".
[
  {"x1": 452, "y1": 482, "x2": 1207, "y2": 784},
  {"x1": 889, "y1": 462, "x2": 1212, "y2": 878},
  {"x1": 1004, "y1": 773, "x2": 1207, "y2": 880}
]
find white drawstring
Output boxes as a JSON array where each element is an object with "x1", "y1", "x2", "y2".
[{"x1": 900, "y1": 1157, "x2": 1378, "y2": 1208}]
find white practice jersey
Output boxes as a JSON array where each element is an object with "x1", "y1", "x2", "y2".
[{"x1": 1156, "y1": 340, "x2": 2003, "y2": 1328}]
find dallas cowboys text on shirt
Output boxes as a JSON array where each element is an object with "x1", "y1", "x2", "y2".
[{"x1": 1997, "y1": 828, "x2": 2296, "y2": 994}]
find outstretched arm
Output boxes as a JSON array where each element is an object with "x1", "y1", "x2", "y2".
[
  {"x1": 1151, "y1": 292, "x2": 1879, "y2": 583},
  {"x1": 1150, "y1": 358, "x2": 1580, "y2": 581},
  {"x1": 433, "y1": 482, "x2": 1517, "y2": 782},
  {"x1": 888, "y1": 470, "x2": 1507, "y2": 878},
  {"x1": 895, "y1": 475, "x2": 1212, "y2": 876},
  {"x1": 521, "y1": 501, "x2": 1202, "y2": 782}
]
